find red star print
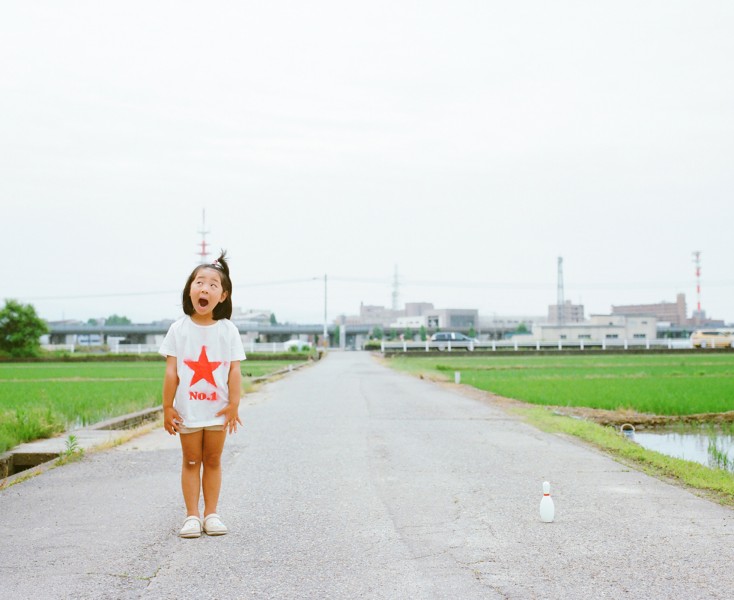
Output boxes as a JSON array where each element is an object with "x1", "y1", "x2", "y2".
[{"x1": 184, "y1": 346, "x2": 222, "y2": 387}]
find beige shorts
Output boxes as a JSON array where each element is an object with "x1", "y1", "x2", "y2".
[{"x1": 177, "y1": 424, "x2": 225, "y2": 434}]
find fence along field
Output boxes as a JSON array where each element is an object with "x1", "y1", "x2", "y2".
[{"x1": 0, "y1": 358, "x2": 308, "y2": 453}]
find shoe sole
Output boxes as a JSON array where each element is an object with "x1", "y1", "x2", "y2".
[{"x1": 179, "y1": 531, "x2": 202, "y2": 538}]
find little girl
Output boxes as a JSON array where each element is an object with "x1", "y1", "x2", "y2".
[{"x1": 159, "y1": 251, "x2": 246, "y2": 538}]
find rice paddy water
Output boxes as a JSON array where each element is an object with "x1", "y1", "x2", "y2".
[{"x1": 632, "y1": 427, "x2": 734, "y2": 472}]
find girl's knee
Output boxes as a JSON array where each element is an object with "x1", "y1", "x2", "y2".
[
  {"x1": 182, "y1": 452, "x2": 202, "y2": 469},
  {"x1": 203, "y1": 453, "x2": 222, "y2": 469}
]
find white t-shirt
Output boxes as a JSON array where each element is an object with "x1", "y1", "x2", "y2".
[{"x1": 159, "y1": 316, "x2": 247, "y2": 427}]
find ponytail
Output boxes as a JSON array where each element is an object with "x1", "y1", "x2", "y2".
[{"x1": 210, "y1": 251, "x2": 233, "y2": 320}]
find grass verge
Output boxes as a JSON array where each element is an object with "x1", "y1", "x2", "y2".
[{"x1": 516, "y1": 405, "x2": 734, "y2": 506}]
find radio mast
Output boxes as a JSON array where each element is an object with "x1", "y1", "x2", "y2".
[
  {"x1": 557, "y1": 257, "x2": 565, "y2": 324},
  {"x1": 692, "y1": 251, "x2": 702, "y2": 322}
]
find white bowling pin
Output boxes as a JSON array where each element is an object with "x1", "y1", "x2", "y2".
[{"x1": 539, "y1": 481, "x2": 555, "y2": 523}]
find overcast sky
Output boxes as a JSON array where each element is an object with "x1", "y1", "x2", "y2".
[{"x1": 2, "y1": 1, "x2": 732, "y2": 325}]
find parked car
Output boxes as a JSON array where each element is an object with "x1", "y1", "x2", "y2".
[
  {"x1": 430, "y1": 331, "x2": 477, "y2": 351},
  {"x1": 690, "y1": 330, "x2": 733, "y2": 349}
]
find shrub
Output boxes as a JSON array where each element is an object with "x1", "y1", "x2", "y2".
[{"x1": 0, "y1": 300, "x2": 49, "y2": 358}]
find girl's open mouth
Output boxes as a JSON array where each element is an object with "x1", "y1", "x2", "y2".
[{"x1": 198, "y1": 298, "x2": 209, "y2": 308}]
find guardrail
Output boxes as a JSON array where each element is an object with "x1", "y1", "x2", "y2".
[
  {"x1": 42, "y1": 343, "x2": 162, "y2": 354},
  {"x1": 379, "y1": 338, "x2": 727, "y2": 353}
]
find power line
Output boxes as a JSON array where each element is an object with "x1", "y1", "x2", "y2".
[
  {"x1": 21, "y1": 290, "x2": 179, "y2": 301},
  {"x1": 21, "y1": 278, "x2": 322, "y2": 301},
  {"x1": 20, "y1": 277, "x2": 734, "y2": 303}
]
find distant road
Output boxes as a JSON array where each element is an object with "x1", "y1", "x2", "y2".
[{"x1": 1, "y1": 352, "x2": 732, "y2": 599}]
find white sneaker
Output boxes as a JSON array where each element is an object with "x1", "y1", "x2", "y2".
[
  {"x1": 203, "y1": 513, "x2": 228, "y2": 536},
  {"x1": 179, "y1": 516, "x2": 202, "y2": 538}
]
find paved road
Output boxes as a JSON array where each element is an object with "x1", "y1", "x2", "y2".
[{"x1": 1, "y1": 352, "x2": 733, "y2": 599}]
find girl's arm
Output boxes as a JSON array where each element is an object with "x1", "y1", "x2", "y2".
[
  {"x1": 162, "y1": 355, "x2": 181, "y2": 435},
  {"x1": 216, "y1": 360, "x2": 242, "y2": 434}
]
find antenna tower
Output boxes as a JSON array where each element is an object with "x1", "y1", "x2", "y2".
[
  {"x1": 391, "y1": 265, "x2": 400, "y2": 311},
  {"x1": 556, "y1": 256, "x2": 565, "y2": 324},
  {"x1": 197, "y1": 209, "x2": 210, "y2": 264},
  {"x1": 692, "y1": 250, "x2": 702, "y2": 315}
]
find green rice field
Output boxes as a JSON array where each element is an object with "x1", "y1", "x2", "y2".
[
  {"x1": 388, "y1": 353, "x2": 734, "y2": 416},
  {"x1": 0, "y1": 358, "x2": 307, "y2": 453}
]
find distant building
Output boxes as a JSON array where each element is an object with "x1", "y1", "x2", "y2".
[
  {"x1": 547, "y1": 300, "x2": 585, "y2": 324},
  {"x1": 528, "y1": 314, "x2": 657, "y2": 343},
  {"x1": 338, "y1": 303, "x2": 404, "y2": 327},
  {"x1": 612, "y1": 293, "x2": 725, "y2": 328},
  {"x1": 688, "y1": 309, "x2": 725, "y2": 328},
  {"x1": 229, "y1": 308, "x2": 274, "y2": 343},
  {"x1": 424, "y1": 308, "x2": 477, "y2": 330},
  {"x1": 339, "y1": 302, "x2": 478, "y2": 331},
  {"x1": 234, "y1": 308, "x2": 272, "y2": 322},
  {"x1": 231, "y1": 308, "x2": 272, "y2": 325},
  {"x1": 612, "y1": 293, "x2": 687, "y2": 326},
  {"x1": 391, "y1": 307, "x2": 478, "y2": 330},
  {"x1": 392, "y1": 315, "x2": 428, "y2": 329},
  {"x1": 404, "y1": 302, "x2": 434, "y2": 317},
  {"x1": 477, "y1": 315, "x2": 542, "y2": 330}
]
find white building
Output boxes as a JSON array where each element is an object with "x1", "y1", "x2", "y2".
[
  {"x1": 391, "y1": 315, "x2": 428, "y2": 329},
  {"x1": 527, "y1": 314, "x2": 657, "y2": 343},
  {"x1": 389, "y1": 307, "x2": 478, "y2": 330}
]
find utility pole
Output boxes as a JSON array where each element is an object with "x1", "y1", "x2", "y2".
[
  {"x1": 323, "y1": 274, "x2": 328, "y2": 348},
  {"x1": 556, "y1": 256, "x2": 565, "y2": 324},
  {"x1": 391, "y1": 265, "x2": 400, "y2": 311}
]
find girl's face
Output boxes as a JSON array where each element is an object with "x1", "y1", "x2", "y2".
[{"x1": 189, "y1": 267, "x2": 228, "y2": 322}]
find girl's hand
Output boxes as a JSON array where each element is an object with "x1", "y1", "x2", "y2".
[
  {"x1": 164, "y1": 406, "x2": 183, "y2": 435},
  {"x1": 215, "y1": 403, "x2": 242, "y2": 434}
]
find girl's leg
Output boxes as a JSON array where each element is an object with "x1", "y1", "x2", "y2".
[
  {"x1": 179, "y1": 430, "x2": 204, "y2": 516},
  {"x1": 201, "y1": 429, "x2": 227, "y2": 517}
]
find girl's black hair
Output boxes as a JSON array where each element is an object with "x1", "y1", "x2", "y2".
[{"x1": 182, "y1": 250, "x2": 234, "y2": 320}]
